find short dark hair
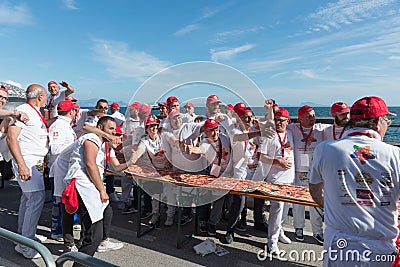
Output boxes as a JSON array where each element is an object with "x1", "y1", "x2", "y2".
[
  {"x1": 96, "y1": 99, "x2": 108, "y2": 106},
  {"x1": 97, "y1": 116, "x2": 115, "y2": 128},
  {"x1": 58, "y1": 110, "x2": 70, "y2": 116}
]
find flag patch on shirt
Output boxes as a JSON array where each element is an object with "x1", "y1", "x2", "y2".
[
  {"x1": 53, "y1": 131, "x2": 59, "y2": 137},
  {"x1": 350, "y1": 145, "x2": 375, "y2": 164}
]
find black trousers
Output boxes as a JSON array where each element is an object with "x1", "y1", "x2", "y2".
[
  {"x1": 73, "y1": 193, "x2": 112, "y2": 267},
  {"x1": 226, "y1": 194, "x2": 245, "y2": 232}
]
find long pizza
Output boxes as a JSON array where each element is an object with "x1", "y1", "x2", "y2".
[{"x1": 257, "y1": 182, "x2": 314, "y2": 203}]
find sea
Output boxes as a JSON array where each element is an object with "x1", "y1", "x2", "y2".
[{"x1": 102, "y1": 106, "x2": 400, "y2": 143}]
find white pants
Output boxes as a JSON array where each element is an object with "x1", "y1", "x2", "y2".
[
  {"x1": 18, "y1": 190, "x2": 45, "y2": 240},
  {"x1": 293, "y1": 171, "x2": 323, "y2": 234},
  {"x1": 268, "y1": 200, "x2": 290, "y2": 245}
]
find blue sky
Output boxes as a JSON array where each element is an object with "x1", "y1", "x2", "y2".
[{"x1": 1, "y1": 0, "x2": 400, "y2": 106}]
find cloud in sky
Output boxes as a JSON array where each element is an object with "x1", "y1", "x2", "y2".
[
  {"x1": 63, "y1": 0, "x2": 78, "y2": 10},
  {"x1": 174, "y1": 24, "x2": 200, "y2": 36},
  {"x1": 91, "y1": 38, "x2": 171, "y2": 82},
  {"x1": 307, "y1": 0, "x2": 398, "y2": 32},
  {"x1": 0, "y1": 2, "x2": 32, "y2": 25},
  {"x1": 210, "y1": 44, "x2": 255, "y2": 62},
  {"x1": 210, "y1": 26, "x2": 264, "y2": 44}
]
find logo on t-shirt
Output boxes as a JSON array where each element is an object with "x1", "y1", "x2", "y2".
[
  {"x1": 350, "y1": 145, "x2": 375, "y2": 164},
  {"x1": 356, "y1": 189, "x2": 374, "y2": 199},
  {"x1": 337, "y1": 169, "x2": 346, "y2": 179},
  {"x1": 354, "y1": 171, "x2": 374, "y2": 187},
  {"x1": 378, "y1": 172, "x2": 393, "y2": 187}
]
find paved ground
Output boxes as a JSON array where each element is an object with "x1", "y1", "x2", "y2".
[{"x1": 0, "y1": 179, "x2": 324, "y2": 267}]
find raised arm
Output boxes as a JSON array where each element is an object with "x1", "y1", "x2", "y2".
[{"x1": 60, "y1": 81, "x2": 75, "y2": 97}]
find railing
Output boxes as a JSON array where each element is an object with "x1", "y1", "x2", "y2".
[
  {"x1": 0, "y1": 227, "x2": 118, "y2": 267},
  {"x1": 0, "y1": 227, "x2": 56, "y2": 267}
]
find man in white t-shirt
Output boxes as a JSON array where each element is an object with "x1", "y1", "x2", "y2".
[
  {"x1": 182, "y1": 101, "x2": 196, "y2": 123},
  {"x1": 258, "y1": 108, "x2": 295, "y2": 254},
  {"x1": 48, "y1": 99, "x2": 78, "y2": 242},
  {"x1": 287, "y1": 105, "x2": 329, "y2": 244},
  {"x1": 64, "y1": 116, "x2": 134, "y2": 259},
  {"x1": 7, "y1": 84, "x2": 49, "y2": 259},
  {"x1": 46, "y1": 80, "x2": 75, "y2": 125},
  {"x1": 109, "y1": 102, "x2": 125, "y2": 126},
  {"x1": 323, "y1": 102, "x2": 350, "y2": 141},
  {"x1": 309, "y1": 96, "x2": 399, "y2": 267}
]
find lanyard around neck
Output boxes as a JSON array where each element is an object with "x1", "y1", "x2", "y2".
[
  {"x1": 27, "y1": 102, "x2": 48, "y2": 132},
  {"x1": 277, "y1": 131, "x2": 287, "y2": 157},
  {"x1": 299, "y1": 124, "x2": 313, "y2": 151},
  {"x1": 333, "y1": 125, "x2": 346, "y2": 140}
]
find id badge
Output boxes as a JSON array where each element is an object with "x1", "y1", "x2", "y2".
[
  {"x1": 210, "y1": 164, "x2": 221, "y2": 177},
  {"x1": 300, "y1": 154, "x2": 309, "y2": 167}
]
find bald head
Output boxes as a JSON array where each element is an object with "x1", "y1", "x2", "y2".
[{"x1": 26, "y1": 84, "x2": 47, "y2": 107}]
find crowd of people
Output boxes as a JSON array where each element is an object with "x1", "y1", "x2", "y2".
[{"x1": 0, "y1": 81, "x2": 399, "y2": 267}]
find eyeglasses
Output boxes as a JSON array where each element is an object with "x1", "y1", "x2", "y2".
[
  {"x1": 98, "y1": 106, "x2": 108, "y2": 109},
  {"x1": 274, "y1": 118, "x2": 288, "y2": 123},
  {"x1": 382, "y1": 116, "x2": 393, "y2": 127},
  {"x1": 0, "y1": 96, "x2": 8, "y2": 101}
]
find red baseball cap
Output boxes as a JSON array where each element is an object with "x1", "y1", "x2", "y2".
[
  {"x1": 0, "y1": 84, "x2": 8, "y2": 93},
  {"x1": 61, "y1": 179, "x2": 79, "y2": 214},
  {"x1": 203, "y1": 118, "x2": 219, "y2": 130},
  {"x1": 227, "y1": 104, "x2": 234, "y2": 111},
  {"x1": 65, "y1": 95, "x2": 77, "y2": 102},
  {"x1": 166, "y1": 96, "x2": 179, "y2": 107},
  {"x1": 350, "y1": 96, "x2": 396, "y2": 119},
  {"x1": 184, "y1": 102, "x2": 194, "y2": 108},
  {"x1": 145, "y1": 115, "x2": 159, "y2": 126},
  {"x1": 158, "y1": 102, "x2": 166, "y2": 107},
  {"x1": 233, "y1": 102, "x2": 249, "y2": 117},
  {"x1": 206, "y1": 95, "x2": 222, "y2": 105},
  {"x1": 139, "y1": 104, "x2": 151, "y2": 116},
  {"x1": 48, "y1": 81, "x2": 57, "y2": 87},
  {"x1": 275, "y1": 108, "x2": 290, "y2": 119},
  {"x1": 168, "y1": 107, "x2": 180, "y2": 118},
  {"x1": 110, "y1": 102, "x2": 120, "y2": 109},
  {"x1": 128, "y1": 102, "x2": 141, "y2": 110},
  {"x1": 298, "y1": 105, "x2": 314, "y2": 117},
  {"x1": 331, "y1": 102, "x2": 350, "y2": 114},
  {"x1": 57, "y1": 99, "x2": 79, "y2": 112}
]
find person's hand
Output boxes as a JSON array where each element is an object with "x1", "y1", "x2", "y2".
[
  {"x1": 60, "y1": 81, "x2": 70, "y2": 88},
  {"x1": 259, "y1": 122, "x2": 276, "y2": 139},
  {"x1": 14, "y1": 111, "x2": 29, "y2": 123},
  {"x1": 108, "y1": 135, "x2": 122, "y2": 149},
  {"x1": 275, "y1": 158, "x2": 292, "y2": 170},
  {"x1": 186, "y1": 139, "x2": 201, "y2": 154},
  {"x1": 100, "y1": 190, "x2": 109, "y2": 203},
  {"x1": 18, "y1": 162, "x2": 31, "y2": 181}
]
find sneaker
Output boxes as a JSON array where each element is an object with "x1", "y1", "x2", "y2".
[
  {"x1": 63, "y1": 244, "x2": 78, "y2": 253},
  {"x1": 221, "y1": 232, "x2": 233, "y2": 244},
  {"x1": 109, "y1": 192, "x2": 120, "y2": 203},
  {"x1": 294, "y1": 228, "x2": 304, "y2": 242},
  {"x1": 50, "y1": 234, "x2": 64, "y2": 242},
  {"x1": 148, "y1": 213, "x2": 160, "y2": 225},
  {"x1": 180, "y1": 215, "x2": 193, "y2": 226},
  {"x1": 122, "y1": 205, "x2": 138, "y2": 215},
  {"x1": 34, "y1": 234, "x2": 47, "y2": 243},
  {"x1": 313, "y1": 233, "x2": 324, "y2": 244},
  {"x1": 254, "y1": 222, "x2": 268, "y2": 232},
  {"x1": 235, "y1": 221, "x2": 247, "y2": 232},
  {"x1": 73, "y1": 224, "x2": 81, "y2": 231},
  {"x1": 207, "y1": 223, "x2": 216, "y2": 236},
  {"x1": 97, "y1": 239, "x2": 124, "y2": 252},
  {"x1": 268, "y1": 243, "x2": 280, "y2": 255},
  {"x1": 164, "y1": 215, "x2": 174, "y2": 227},
  {"x1": 199, "y1": 221, "x2": 208, "y2": 233},
  {"x1": 141, "y1": 211, "x2": 152, "y2": 220},
  {"x1": 15, "y1": 245, "x2": 41, "y2": 259},
  {"x1": 278, "y1": 230, "x2": 292, "y2": 244}
]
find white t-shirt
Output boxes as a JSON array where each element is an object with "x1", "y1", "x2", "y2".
[
  {"x1": 199, "y1": 133, "x2": 232, "y2": 177},
  {"x1": 138, "y1": 135, "x2": 168, "y2": 170},
  {"x1": 109, "y1": 111, "x2": 126, "y2": 126},
  {"x1": 258, "y1": 130, "x2": 295, "y2": 184},
  {"x1": 48, "y1": 116, "x2": 77, "y2": 167},
  {"x1": 11, "y1": 103, "x2": 49, "y2": 192},
  {"x1": 132, "y1": 122, "x2": 145, "y2": 146},
  {"x1": 124, "y1": 117, "x2": 141, "y2": 136},
  {"x1": 162, "y1": 122, "x2": 206, "y2": 172},
  {"x1": 73, "y1": 108, "x2": 89, "y2": 138},
  {"x1": 181, "y1": 113, "x2": 195, "y2": 123},
  {"x1": 51, "y1": 142, "x2": 76, "y2": 197},
  {"x1": 309, "y1": 128, "x2": 400, "y2": 254},
  {"x1": 322, "y1": 124, "x2": 346, "y2": 141},
  {"x1": 64, "y1": 133, "x2": 108, "y2": 223},
  {"x1": 287, "y1": 122, "x2": 329, "y2": 173},
  {"x1": 47, "y1": 90, "x2": 66, "y2": 119},
  {"x1": 84, "y1": 115, "x2": 100, "y2": 127}
]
